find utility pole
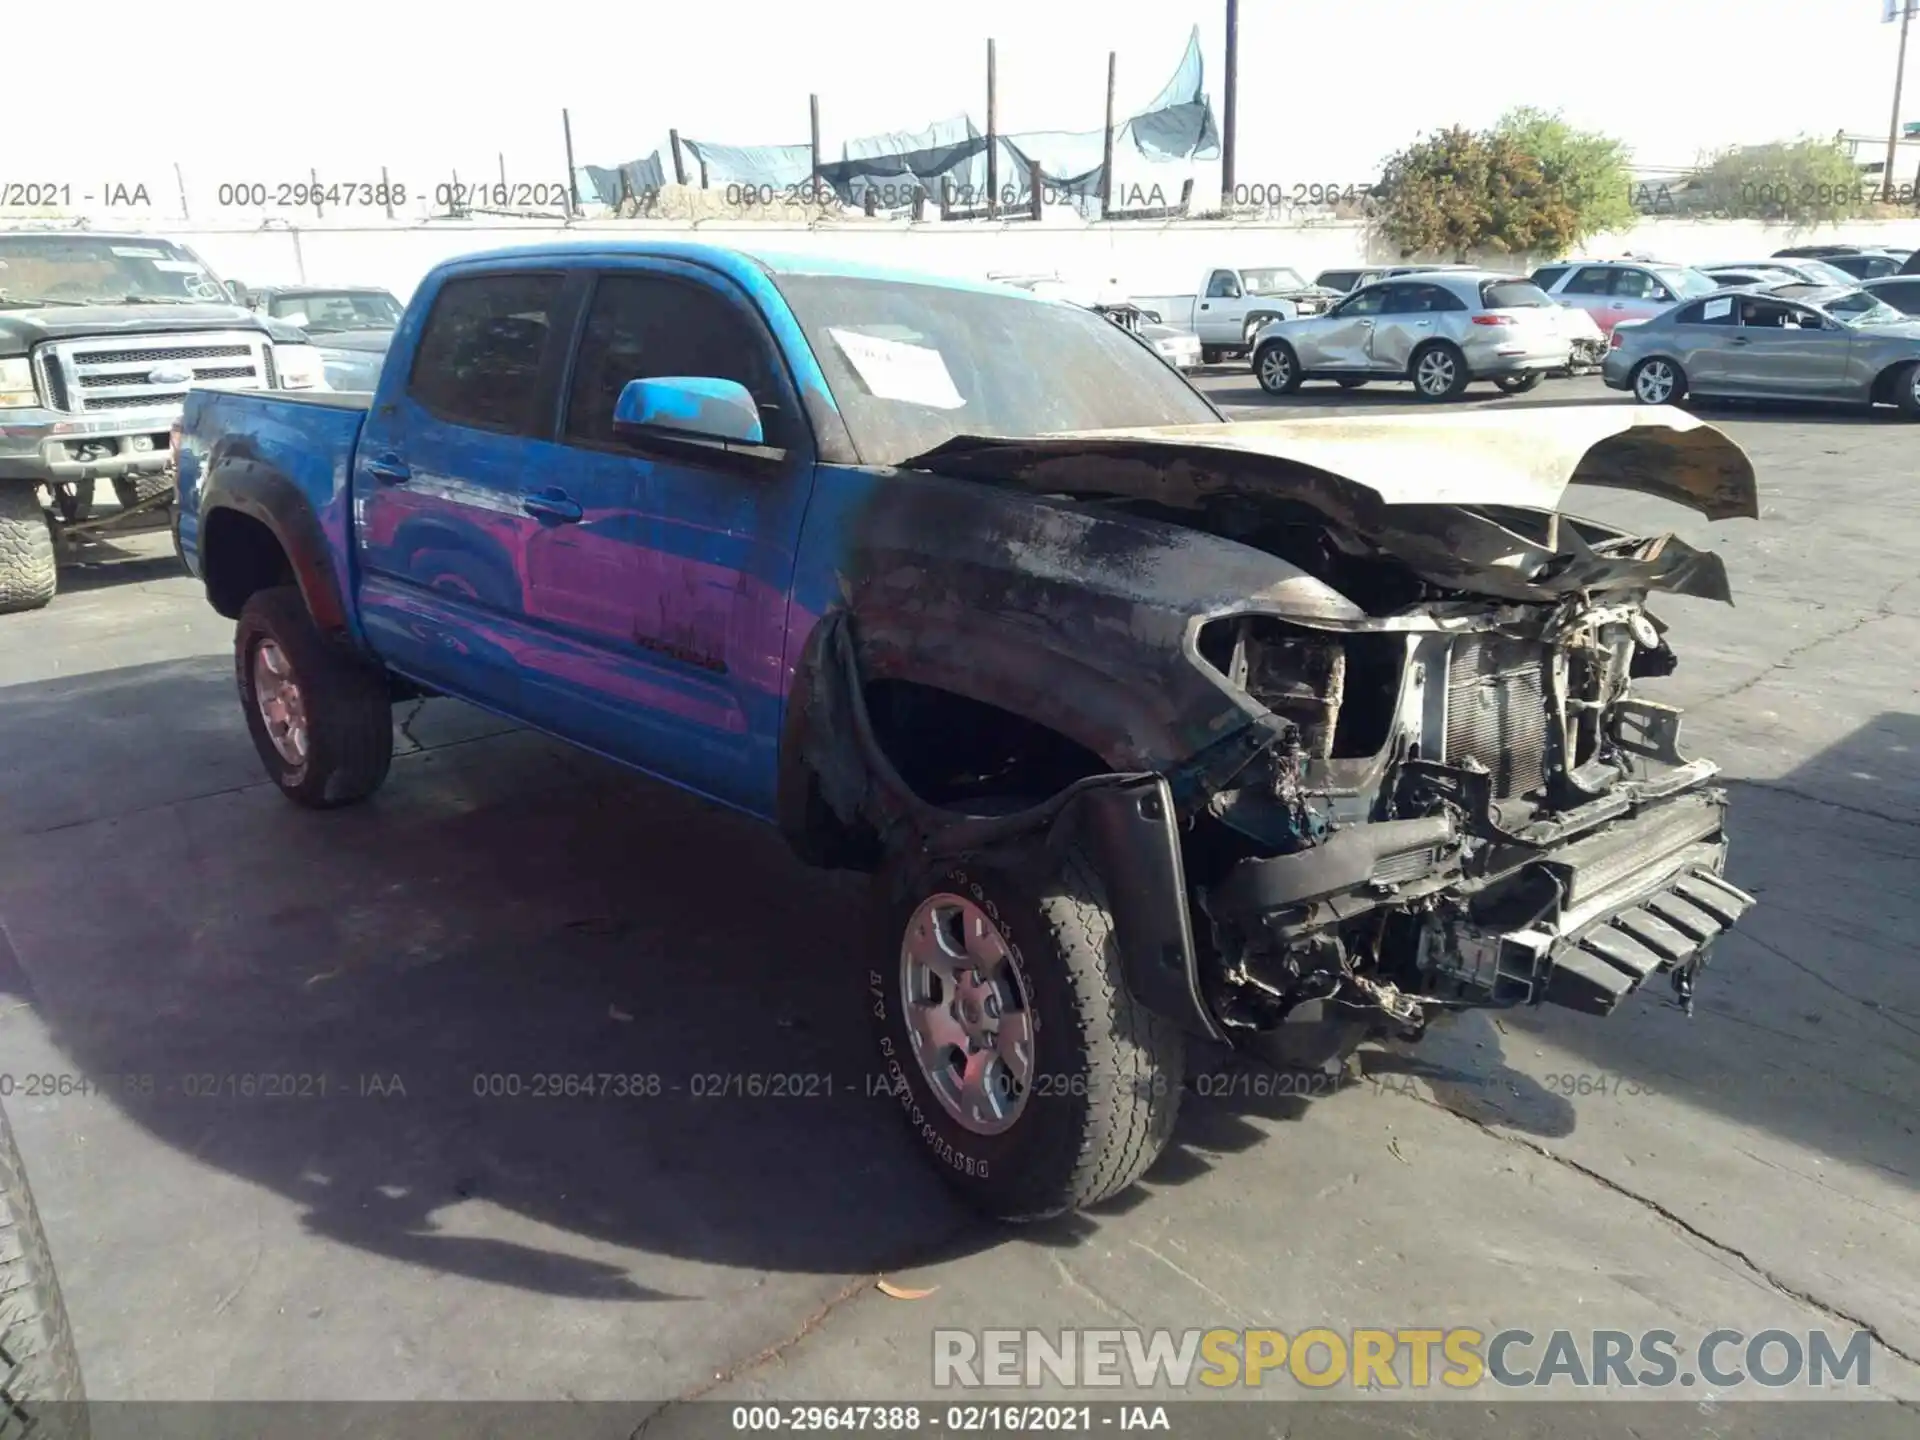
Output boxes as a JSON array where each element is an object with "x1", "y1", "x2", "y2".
[
  {"x1": 986, "y1": 39, "x2": 999, "y2": 219},
  {"x1": 1221, "y1": 0, "x2": 1240, "y2": 208},
  {"x1": 1100, "y1": 51, "x2": 1117, "y2": 219},
  {"x1": 561, "y1": 109, "x2": 579, "y2": 217},
  {"x1": 810, "y1": 94, "x2": 823, "y2": 204},
  {"x1": 1887, "y1": 0, "x2": 1915, "y2": 203}
]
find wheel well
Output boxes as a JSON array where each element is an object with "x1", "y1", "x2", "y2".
[
  {"x1": 201, "y1": 507, "x2": 294, "y2": 619},
  {"x1": 863, "y1": 680, "x2": 1112, "y2": 810},
  {"x1": 1870, "y1": 359, "x2": 1916, "y2": 405}
]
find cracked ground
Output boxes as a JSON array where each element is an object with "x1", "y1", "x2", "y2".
[{"x1": 0, "y1": 376, "x2": 1914, "y2": 1436}]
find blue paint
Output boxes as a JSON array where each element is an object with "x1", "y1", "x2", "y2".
[{"x1": 615, "y1": 377, "x2": 764, "y2": 445}]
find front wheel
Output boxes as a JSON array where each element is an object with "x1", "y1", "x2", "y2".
[
  {"x1": 0, "y1": 483, "x2": 57, "y2": 615},
  {"x1": 1630, "y1": 357, "x2": 1686, "y2": 405},
  {"x1": 235, "y1": 586, "x2": 394, "y2": 808},
  {"x1": 1494, "y1": 372, "x2": 1543, "y2": 395},
  {"x1": 1254, "y1": 341, "x2": 1303, "y2": 395},
  {"x1": 0, "y1": 1103, "x2": 90, "y2": 1440},
  {"x1": 869, "y1": 850, "x2": 1185, "y2": 1221},
  {"x1": 1410, "y1": 342, "x2": 1470, "y2": 400},
  {"x1": 1895, "y1": 361, "x2": 1920, "y2": 418}
]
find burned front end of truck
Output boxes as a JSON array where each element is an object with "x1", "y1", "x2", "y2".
[{"x1": 902, "y1": 408, "x2": 1760, "y2": 1058}]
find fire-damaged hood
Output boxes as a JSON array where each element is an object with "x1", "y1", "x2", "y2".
[{"x1": 907, "y1": 406, "x2": 1758, "y2": 605}]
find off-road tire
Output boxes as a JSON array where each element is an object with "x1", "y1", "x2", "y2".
[
  {"x1": 0, "y1": 486, "x2": 57, "y2": 616},
  {"x1": 235, "y1": 586, "x2": 394, "y2": 809},
  {"x1": 110, "y1": 474, "x2": 173, "y2": 512},
  {"x1": 1254, "y1": 340, "x2": 1303, "y2": 395},
  {"x1": 0, "y1": 1104, "x2": 90, "y2": 1440},
  {"x1": 869, "y1": 849, "x2": 1185, "y2": 1222},
  {"x1": 1494, "y1": 372, "x2": 1543, "y2": 395},
  {"x1": 1409, "y1": 341, "x2": 1471, "y2": 400}
]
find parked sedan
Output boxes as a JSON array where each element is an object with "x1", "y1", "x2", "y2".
[
  {"x1": 1251, "y1": 271, "x2": 1571, "y2": 399},
  {"x1": 1602, "y1": 285, "x2": 1920, "y2": 414},
  {"x1": 1861, "y1": 274, "x2": 1920, "y2": 314}
]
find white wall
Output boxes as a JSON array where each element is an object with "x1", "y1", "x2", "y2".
[{"x1": 134, "y1": 214, "x2": 1920, "y2": 304}]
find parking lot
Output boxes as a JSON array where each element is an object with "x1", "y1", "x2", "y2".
[{"x1": 1, "y1": 371, "x2": 1916, "y2": 1431}]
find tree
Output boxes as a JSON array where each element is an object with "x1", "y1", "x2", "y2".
[
  {"x1": 1368, "y1": 125, "x2": 1578, "y2": 262},
  {"x1": 1682, "y1": 138, "x2": 1875, "y2": 223},
  {"x1": 1493, "y1": 107, "x2": 1638, "y2": 238}
]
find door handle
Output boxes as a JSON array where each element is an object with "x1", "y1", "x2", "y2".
[
  {"x1": 1728, "y1": 336, "x2": 1751, "y2": 346},
  {"x1": 1609, "y1": 302, "x2": 1628, "y2": 310},
  {"x1": 364, "y1": 454, "x2": 411, "y2": 484},
  {"x1": 522, "y1": 489, "x2": 583, "y2": 523},
  {"x1": 1358, "y1": 320, "x2": 1374, "y2": 328},
  {"x1": 1199, "y1": 303, "x2": 1210, "y2": 311},
  {"x1": 1415, "y1": 320, "x2": 1432, "y2": 327}
]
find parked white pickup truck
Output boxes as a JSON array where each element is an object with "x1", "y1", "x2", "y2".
[{"x1": 1133, "y1": 266, "x2": 1339, "y2": 364}]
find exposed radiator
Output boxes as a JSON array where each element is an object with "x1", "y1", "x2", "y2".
[{"x1": 1445, "y1": 635, "x2": 1548, "y2": 799}]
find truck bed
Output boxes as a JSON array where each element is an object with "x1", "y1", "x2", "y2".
[{"x1": 175, "y1": 387, "x2": 371, "y2": 582}]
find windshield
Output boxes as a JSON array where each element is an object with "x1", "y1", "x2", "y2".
[
  {"x1": 1798, "y1": 259, "x2": 1859, "y2": 287},
  {"x1": 0, "y1": 234, "x2": 227, "y2": 307},
  {"x1": 270, "y1": 290, "x2": 403, "y2": 332},
  {"x1": 1821, "y1": 290, "x2": 1905, "y2": 326},
  {"x1": 1657, "y1": 267, "x2": 1721, "y2": 300},
  {"x1": 773, "y1": 275, "x2": 1220, "y2": 467},
  {"x1": 1239, "y1": 267, "x2": 1309, "y2": 295}
]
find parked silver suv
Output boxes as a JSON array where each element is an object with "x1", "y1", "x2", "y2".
[{"x1": 1251, "y1": 270, "x2": 1572, "y2": 399}]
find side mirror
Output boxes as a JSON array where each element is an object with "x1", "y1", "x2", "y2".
[{"x1": 613, "y1": 377, "x2": 764, "y2": 446}]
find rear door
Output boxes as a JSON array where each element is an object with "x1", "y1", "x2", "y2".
[
  {"x1": 1554, "y1": 265, "x2": 1620, "y2": 330},
  {"x1": 354, "y1": 268, "x2": 574, "y2": 715}
]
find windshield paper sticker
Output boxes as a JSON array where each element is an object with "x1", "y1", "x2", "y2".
[
  {"x1": 151, "y1": 260, "x2": 205, "y2": 272},
  {"x1": 1703, "y1": 297, "x2": 1732, "y2": 319},
  {"x1": 110, "y1": 247, "x2": 169, "y2": 259},
  {"x1": 828, "y1": 327, "x2": 965, "y2": 409}
]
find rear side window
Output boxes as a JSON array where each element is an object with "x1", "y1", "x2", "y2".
[
  {"x1": 1480, "y1": 280, "x2": 1554, "y2": 309},
  {"x1": 1531, "y1": 265, "x2": 1570, "y2": 290},
  {"x1": 1316, "y1": 270, "x2": 1357, "y2": 290},
  {"x1": 1674, "y1": 298, "x2": 1735, "y2": 326},
  {"x1": 1872, "y1": 279, "x2": 1920, "y2": 311},
  {"x1": 408, "y1": 272, "x2": 565, "y2": 434}
]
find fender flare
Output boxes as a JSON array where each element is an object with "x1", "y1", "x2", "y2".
[
  {"x1": 777, "y1": 610, "x2": 1225, "y2": 1041},
  {"x1": 198, "y1": 455, "x2": 348, "y2": 631}
]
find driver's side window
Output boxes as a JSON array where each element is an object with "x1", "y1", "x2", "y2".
[
  {"x1": 564, "y1": 273, "x2": 794, "y2": 450},
  {"x1": 1206, "y1": 270, "x2": 1242, "y2": 299},
  {"x1": 1333, "y1": 286, "x2": 1388, "y2": 317}
]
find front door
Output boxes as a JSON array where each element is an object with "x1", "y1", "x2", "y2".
[
  {"x1": 1364, "y1": 282, "x2": 1448, "y2": 373},
  {"x1": 1307, "y1": 285, "x2": 1388, "y2": 370},
  {"x1": 527, "y1": 265, "x2": 818, "y2": 815},
  {"x1": 1723, "y1": 298, "x2": 1853, "y2": 397},
  {"x1": 1195, "y1": 269, "x2": 1243, "y2": 345}
]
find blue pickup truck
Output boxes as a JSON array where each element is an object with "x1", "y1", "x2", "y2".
[{"x1": 177, "y1": 240, "x2": 1760, "y2": 1219}]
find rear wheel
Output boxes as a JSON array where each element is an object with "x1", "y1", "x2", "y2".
[
  {"x1": 235, "y1": 586, "x2": 394, "y2": 808},
  {"x1": 1410, "y1": 341, "x2": 1471, "y2": 400},
  {"x1": 1494, "y1": 372, "x2": 1543, "y2": 395},
  {"x1": 870, "y1": 849, "x2": 1184, "y2": 1222},
  {"x1": 1630, "y1": 357, "x2": 1685, "y2": 405},
  {"x1": 1255, "y1": 340, "x2": 1302, "y2": 395},
  {"x1": 0, "y1": 1102, "x2": 90, "y2": 1440},
  {"x1": 0, "y1": 484, "x2": 57, "y2": 615}
]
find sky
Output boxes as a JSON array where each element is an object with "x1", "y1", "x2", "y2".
[{"x1": 7, "y1": 0, "x2": 1911, "y2": 221}]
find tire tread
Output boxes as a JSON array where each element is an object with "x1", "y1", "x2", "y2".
[
  {"x1": 0, "y1": 487, "x2": 56, "y2": 617},
  {"x1": 0, "y1": 1106, "x2": 88, "y2": 1440}
]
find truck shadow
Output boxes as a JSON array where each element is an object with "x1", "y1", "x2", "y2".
[{"x1": 0, "y1": 659, "x2": 1332, "y2": 1298}]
